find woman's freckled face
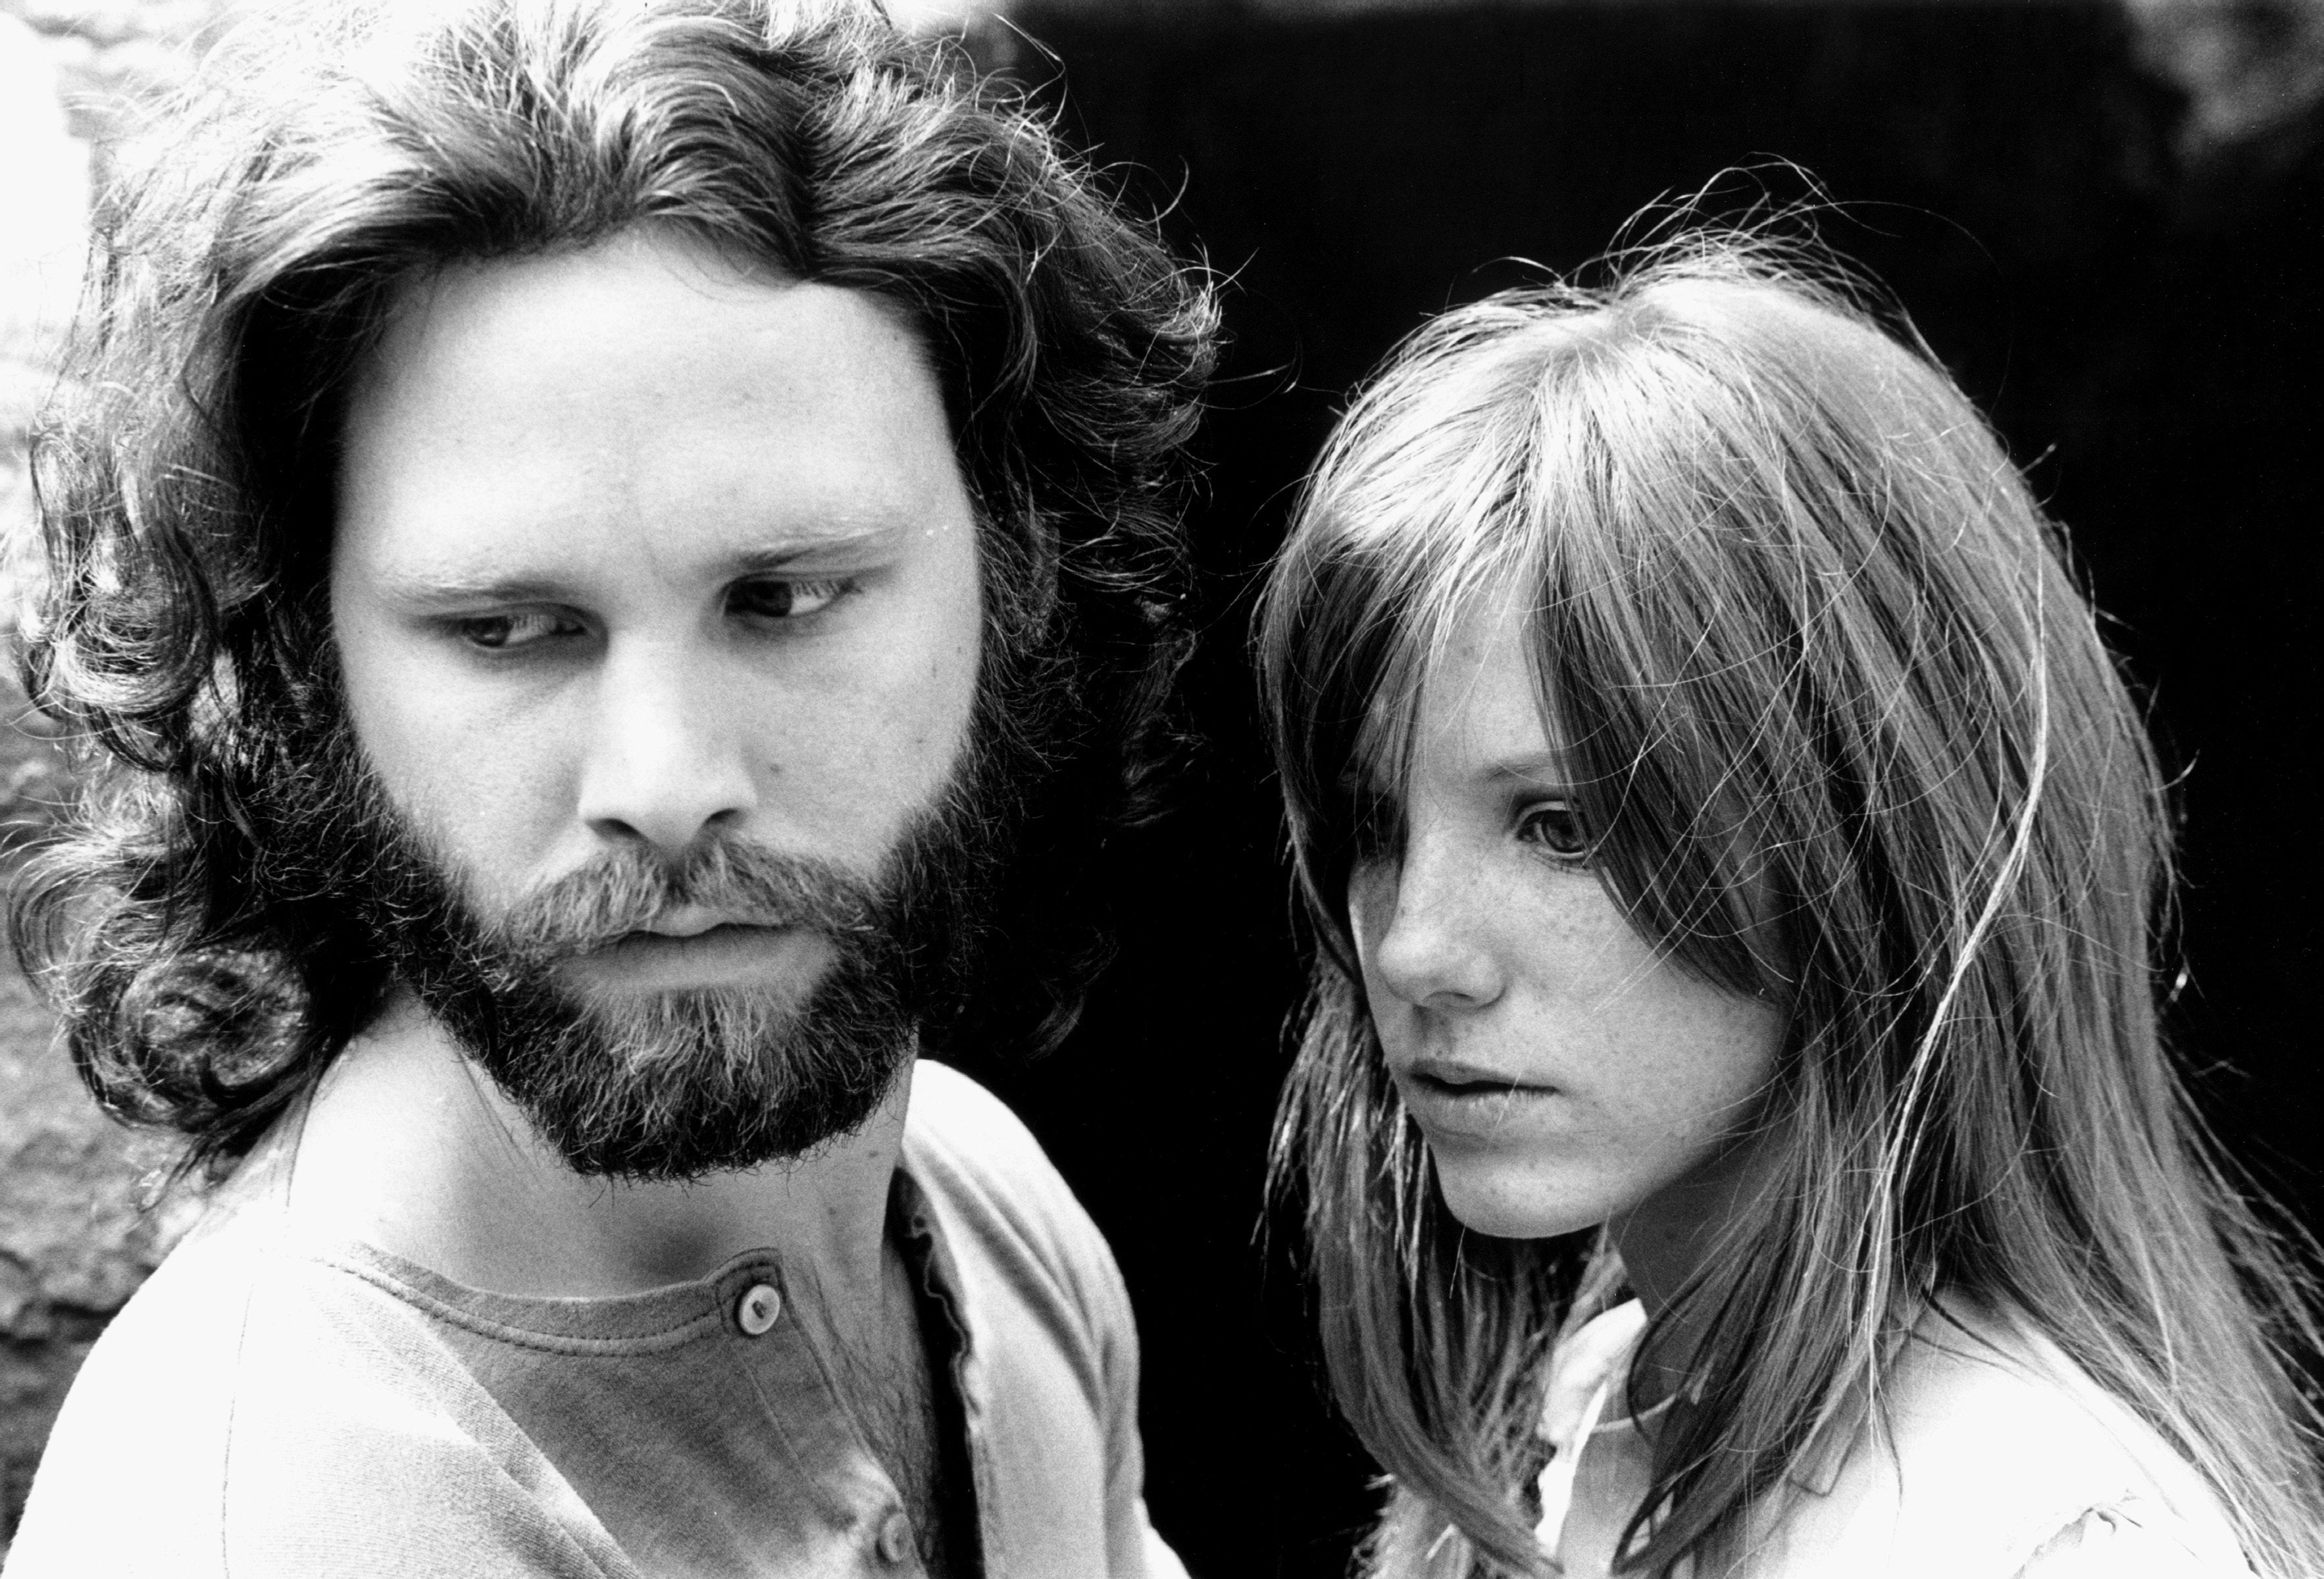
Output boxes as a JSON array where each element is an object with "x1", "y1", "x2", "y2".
[{"x1": 1347, "y1": 593, "x2": 1783, "y2": 1245}]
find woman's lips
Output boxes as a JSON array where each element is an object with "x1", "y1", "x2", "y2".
[{"x1": 1392, "y1": 1061, "x2": 1560, "y2": 1140}]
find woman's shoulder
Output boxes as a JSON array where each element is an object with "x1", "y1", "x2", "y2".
[
  {"x1": 2010, "y1": 1504, "x2": 2252, "y2": 1579},
  {"x1": 1732, "y1": 1295, "x2": 2250, "y2": 1578}
]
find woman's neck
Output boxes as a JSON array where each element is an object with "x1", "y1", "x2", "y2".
[{"x1": 1607, "y1": 1136, "x2": 1774, "y2": 1408}]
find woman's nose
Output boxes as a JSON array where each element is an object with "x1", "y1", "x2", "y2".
[{"x1": 1355, "y1": 834, "x2": 1505, "y2": 1011}]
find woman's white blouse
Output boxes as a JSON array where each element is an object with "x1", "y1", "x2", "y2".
[{"x1": 1533, "y1": 1297, "x2": 2252, "y2": 1578}]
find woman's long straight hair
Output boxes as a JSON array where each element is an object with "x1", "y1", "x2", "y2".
[{"x1": 1257, "y1": 234, "x2": 2324, "y2": 1577}]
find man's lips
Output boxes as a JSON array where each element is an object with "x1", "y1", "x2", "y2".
[
  {"x1": 559, "y1": 920, "x2": 825, "y2": 991},
  {"x1": 566, "y1": 907, "x2": 796, "y2": 957},
  {"x1": 590, "y1": 922, "x2": 781, "y2": 955},
  {"x1": 624, "y1": 905, "x2": 788, "y2": 941}
]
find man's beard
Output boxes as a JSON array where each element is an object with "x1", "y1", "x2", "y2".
[{"x1": 301, "y1": 716, "x2": 1012, "y2": 1184}]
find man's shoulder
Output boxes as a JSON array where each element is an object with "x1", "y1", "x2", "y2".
[
  {"x1": 6, "y1": 1184, "x2": 627, "y2": 1579},
  {"x1": 909, "y1": 1055, "x2": 1136, "y2": 1228},
  {"x1": 903, "y1": 1058, "x2": 1059, "y2": 1184},
  {"x1": 901, "y1": 1059, "x2": 1132, "y2": 1347},
  {"x1": 902, "y1": 1059, "x2": 1096, "y2": 1253}
]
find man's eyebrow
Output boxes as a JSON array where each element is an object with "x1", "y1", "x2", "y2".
[
  {"x1": 724, "y1": 522, "x2": 903, "y2": 574},
  {"x1": 378, "y1": 524, "x2": 908, "y2": 604},
  {"x1": 378, "y1": 569, "x2": 570, "y2": 605}
]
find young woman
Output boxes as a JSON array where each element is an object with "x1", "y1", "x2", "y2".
[{"x1": 1256, "y1": 235, "x2": 2324, "y2": 1578}]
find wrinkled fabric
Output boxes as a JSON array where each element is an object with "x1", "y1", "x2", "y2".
[{"x1": 7, "y1": 1061, "x2": 1184, "y2": 1579}]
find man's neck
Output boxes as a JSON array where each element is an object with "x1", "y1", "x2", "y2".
[{"x1": 284, "y1": 991, "x2": 910, "y2": 1309}]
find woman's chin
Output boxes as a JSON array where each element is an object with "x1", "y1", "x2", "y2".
[{"x1": 1430, "y1": 1149, "x2": 1608, "y2": 1241}]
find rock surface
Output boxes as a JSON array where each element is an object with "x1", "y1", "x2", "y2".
[{"x1": 0, "y1": 0, "x2": 223, "y2": 1552}]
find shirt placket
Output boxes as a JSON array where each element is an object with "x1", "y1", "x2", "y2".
[
  {"x1": 722, "y1": 1257, "x2": 933, "y2": 1576},
  {"x1": 892, "y1": 1171, "x2": 990, "y2": 1579}
]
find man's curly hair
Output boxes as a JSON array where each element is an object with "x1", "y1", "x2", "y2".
[{"x1": 13, "y1": 0, "x2": 1218, "y2": 1174}]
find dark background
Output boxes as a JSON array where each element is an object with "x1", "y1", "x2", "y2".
[{"x1": 961, "y1": 5, "x2": 2324, "y2": 1575}]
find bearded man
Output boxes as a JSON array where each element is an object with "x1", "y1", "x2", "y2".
[{"x1": 4, "y1": 3, "x2": 1215, "y2": 1574}]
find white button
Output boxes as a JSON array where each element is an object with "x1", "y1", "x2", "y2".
[
  {"x1": 736, "y1": 1282, "x2": 782, "y2": 1336},
  {"x1": 874, "y1": 1509, "x2": 912, "y2": 1564}
]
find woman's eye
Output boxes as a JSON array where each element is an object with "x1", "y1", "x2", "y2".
[
  {"x1": 1516, "y1": 799, "x2": 1592, "y2": 862},
  {"x1": 730, "y1": 577, "x2": 853, "y2": 622},
  {"x1": 453, "y1": 609, "x2": 580, "y2": 651}
]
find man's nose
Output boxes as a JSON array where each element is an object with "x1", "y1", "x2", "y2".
[
  {"x1": 575, "y1": 640, "x2": 757, "y2": 855},
  {"x1": 1361, "y1": 831, "x2": 1505, "y2": 1011}
]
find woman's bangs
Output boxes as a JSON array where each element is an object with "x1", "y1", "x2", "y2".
[
  {"x1": 1519, "y1": 339, "x2": 1796, "y2": 1002},
  {"x1": 1271, "y1": 344, "x2": 1552, "y2": 941}
]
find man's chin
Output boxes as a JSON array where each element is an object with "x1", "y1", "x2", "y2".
[
  {"x1": 455, "y1": 981, "x2": 917, "y2": 1182},
  {"x1": 549, "y1": 978, "x2": 824, "y2": 1040}
]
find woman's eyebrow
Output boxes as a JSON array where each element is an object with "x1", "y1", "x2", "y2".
[{"x1": 1481, "y1": 752, "x2": 1576, "y2": 788}]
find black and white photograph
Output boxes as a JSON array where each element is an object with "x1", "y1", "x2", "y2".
[{"x1": 1, "y1": 1, "x2": 2319, "y2": 1575}]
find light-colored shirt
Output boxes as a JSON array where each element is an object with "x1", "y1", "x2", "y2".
[
  {"x1": 1536, "y1": 1296, "x2": 2252, "y2": 1578},
  {"x1": 5, "y1": 1060, "x2": 1186, "y2": 1579}
]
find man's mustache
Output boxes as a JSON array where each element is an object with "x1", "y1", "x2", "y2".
[{"x1": 487, "y1": 838, "x2": 885, "y2": 961}]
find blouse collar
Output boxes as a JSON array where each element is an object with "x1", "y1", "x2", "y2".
[{"x1": 1534, "y1": 1298, "x2": 1652, "y2": 1555}]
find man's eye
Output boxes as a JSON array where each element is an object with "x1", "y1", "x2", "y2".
[
  {"x1": 730, "y1": 578, "x2": 853, "y2": 622},
  {"x1": 453, "y1": 610, "x2": 580, "y2": 651},
  {"x1": 1516, "y1": 799, "x2": 1592, "y2": 862}
]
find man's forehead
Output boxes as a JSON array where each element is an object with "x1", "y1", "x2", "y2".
[
  {"x1": 332, "y1": 229, "x2": 974, "y2": 582},
  {"x1": 349, "y1": 232, "x2": 926, "y2": 420}
]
